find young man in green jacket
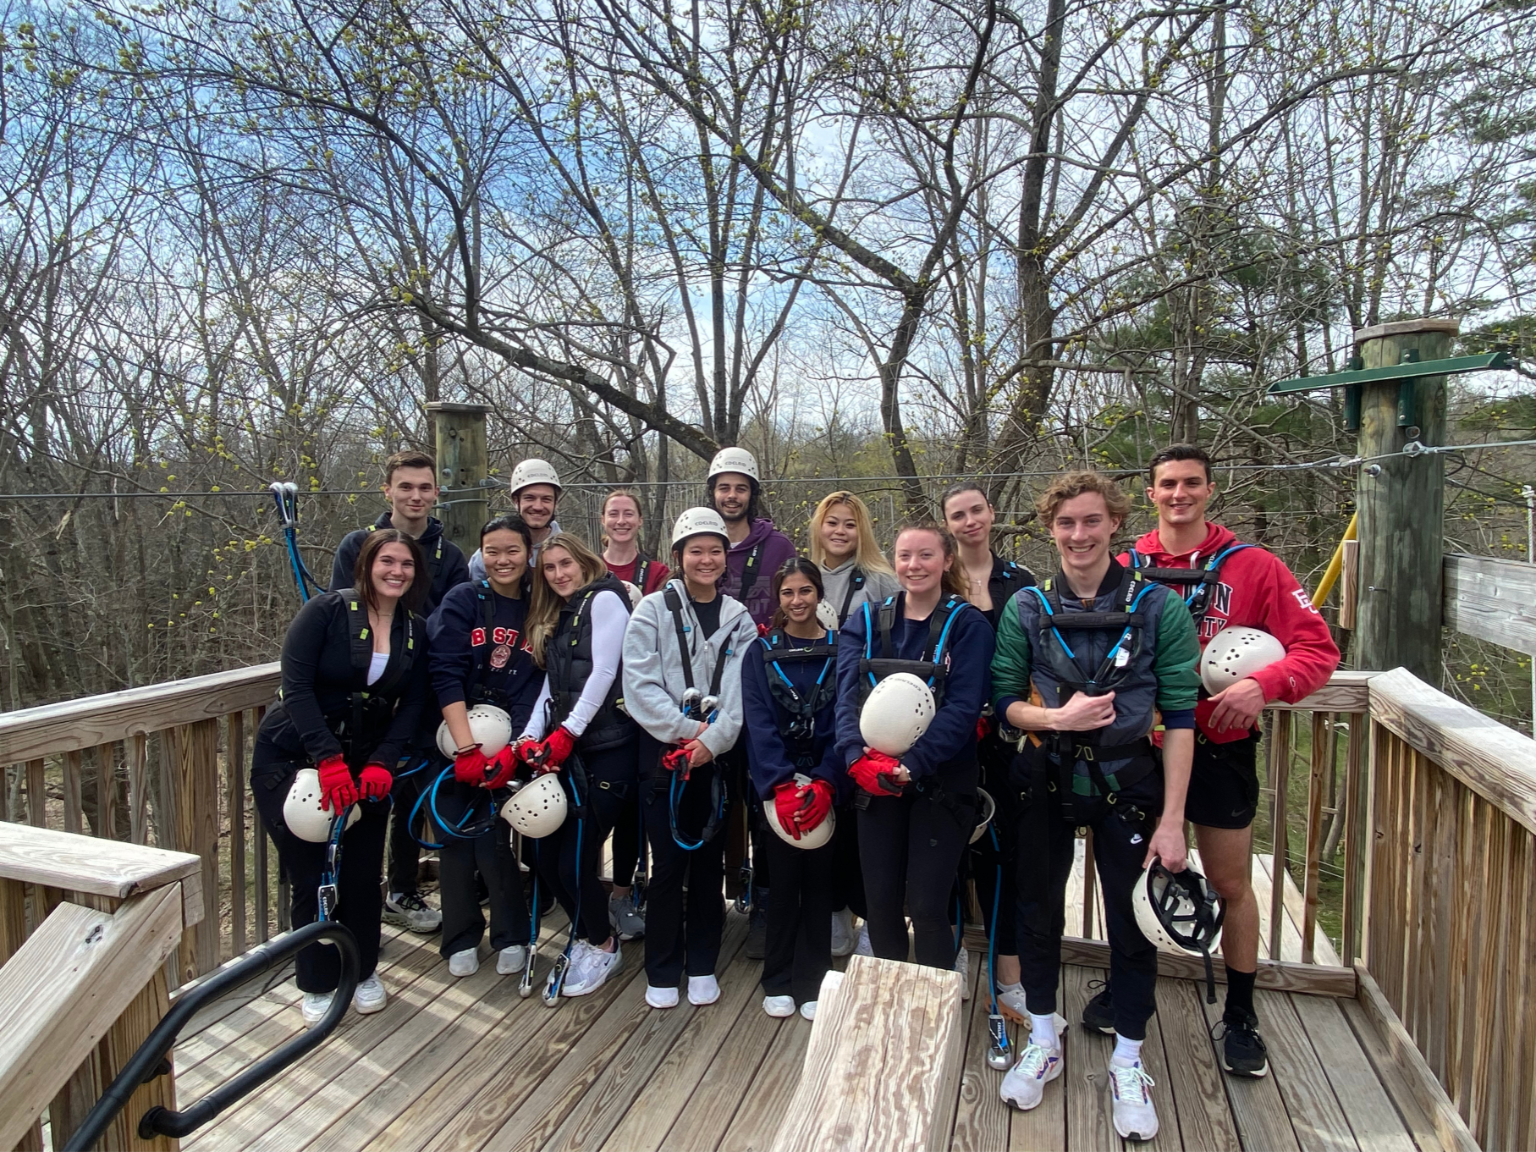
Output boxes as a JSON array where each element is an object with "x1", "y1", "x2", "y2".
[{"x1": 990, "y1": 471, "x2": 1200, "y2": 1144}]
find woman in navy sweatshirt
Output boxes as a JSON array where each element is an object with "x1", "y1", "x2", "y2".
[
  {"x1": 427, "y1": 514, "x2": 546, "y2": 980},
  {"x1": 833, "y1": 522, "x2": 994, "y2": 972},
  {"x1": 742, "y1": 559, "x2": 845, "y2": 1020},
  {"x1": 250, "y1": 529, "x2": 430, "y2": 1024}
]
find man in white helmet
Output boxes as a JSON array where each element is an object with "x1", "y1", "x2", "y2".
[
  {"x1": 1103, "y1": 443, "x2": 1338, "y2": 1079},
  {"x1": 469, "y1": 458, "x2": 564, "y2": 580},
  {"x1": 706, "y1": 447, "x2": 796, "y2": 630}
]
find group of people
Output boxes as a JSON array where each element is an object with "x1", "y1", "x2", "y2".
[{"x1": 253, "y1": 441, "x2": 1339, "y2": 1143}]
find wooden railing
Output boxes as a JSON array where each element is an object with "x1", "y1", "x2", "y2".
[
  {"x1": 0, "y1": 664, "x2": 281, "y2": 984},
  {"x1": 0, "y1": 823, "x2": 202, "y2": 1151},
  {"x1": 1362, "y1": 668, "x2": 1536, "y2": 1151}
]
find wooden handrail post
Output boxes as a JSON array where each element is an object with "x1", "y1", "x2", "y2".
[{"x1": 1353, "y1": 318, "x2": 1456, "y2": 686}]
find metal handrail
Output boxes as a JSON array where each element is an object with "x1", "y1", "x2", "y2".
[{"x1": 63, "y1": 921, "x2": 359, "y2": 1151}]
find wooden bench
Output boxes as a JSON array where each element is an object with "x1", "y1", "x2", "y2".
[{"x1": 769, "y1": 955, "x2": 966, "y2": 1152}]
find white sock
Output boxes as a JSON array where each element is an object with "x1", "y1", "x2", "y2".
[
  {"x1": 1029, "y1": 1012, "x2": 1059, "y2": 1048},
  {"x1": 1112, "y1": 1035, "x2": 1143, "y2": 1066},
  {"x1": 997, "y1": 981, "x2": 1023, "y2": 995}
]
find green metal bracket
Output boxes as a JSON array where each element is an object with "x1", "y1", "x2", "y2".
[{"x1": 1268, "y1": 351, "x2": 1513, "y2": 395}]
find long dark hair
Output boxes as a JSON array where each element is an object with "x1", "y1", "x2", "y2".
[
  {"x1": 353, "y1": 529, "x2": 427, "y2": 614},
  {"x1": 481, "y1": 512, "x2": 533, "y2": 551},
  {"x1": 768, "y1": 557, "x2": 825, "y2": 631}
]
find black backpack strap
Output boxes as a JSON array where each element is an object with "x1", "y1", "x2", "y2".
[
  {"x1": 839, "y1": 566, "x2": 867, "y2": 621},
  {"x1": 877, "y1": 596, "x2": 898, "y2": 660},
  {"x1": 636, "y1": 557, "x2": 652, "y2": 592},
  {"x1": 663, "y1": 585, "x2": 697, "y2": 694},
  {"x1": 737, "y1": 542, "x2": 764, "y2": 603}
]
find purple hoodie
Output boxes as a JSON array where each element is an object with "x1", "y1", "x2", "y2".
[{"x1": 720, "y1": 518, "x2": 797, "y2": 626}]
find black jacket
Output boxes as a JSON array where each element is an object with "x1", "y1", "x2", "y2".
[
  {"x1": 330, "y1": 513, "x2": 469, "y2": 615},
  {"x1": 257, "y1": 591, "x2": 430, "y2": 768}
]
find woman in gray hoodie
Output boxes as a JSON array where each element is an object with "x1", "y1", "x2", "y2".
[
  {"x1": 808, "y1": 491, "x2": 900, "y2": 628},
  {"x1": 622, "y1": 508, "x2": 759, "y2": 1010}
]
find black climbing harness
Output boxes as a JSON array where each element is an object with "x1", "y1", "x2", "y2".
[
  {"x1": 1129, "y1": 544, "x2": 1253, "y2": 628},
  {"x1": 663, "y1": 586, "x2": 732, "y2": 848},
  {"x1": 760, "y1": 629, "x2": 838, "y2": 765}
]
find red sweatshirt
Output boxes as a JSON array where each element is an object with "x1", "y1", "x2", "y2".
[{"x1": 1120, "y1": 522, "x2": 1340, "y2": 743}]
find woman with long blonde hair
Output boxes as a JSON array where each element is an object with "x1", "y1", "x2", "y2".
[
  {"x1": 514, "y1": 532, "x2": 638, "y2": 1000},
  {"x1": 808, "y1": 492, "x2": 899, "y2": 628}
]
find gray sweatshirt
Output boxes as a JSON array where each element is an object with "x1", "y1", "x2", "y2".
[
  {"x1": 819, "y1": 560, "x2": 901, "y2": 625},
  {"x1": 622, "y1": 580, "x2": 758, "y2": 757}
]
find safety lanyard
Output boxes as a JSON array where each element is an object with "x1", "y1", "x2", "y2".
[{"x1": 665, "y1": 587, "x2": 732, "y2": 719}]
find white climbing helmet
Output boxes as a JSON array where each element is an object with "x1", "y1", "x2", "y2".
[
  {"x1": 671, "y1": 507, "x2": 730, "y2": 549},
  {"x1": 500, "y1": 773, "x2": 567, "y2": 838},
  {"x1": 815, "y1": 600, "x2": 841, "y2": 632},
  {"x1": 435, "y1": 704, "x2": 514, "y2": 760},
  {"x1": 969, "y1": 787, "x2": 996, "y2": 845},
  {"x1": 859, "y1": 672, "x2": 936, "y2": 757},
  {"x1": 1131, "y1": 860, "x2": 1224, "y2": 957},
  {"x1": 707, "y1": 446, "x2": 760, "y2": 483},
  {"x1": 508, "y1": 458, "x2": 563, "y2": 498},
  {"x1": 282, "y1": 768, "x2": 361, "y2": 844},
  {"x1": 621, "y1": 580, "x2": 644, "y2": 608},
  {"x1": 766, "y1": 780, "x2": 836, "y2": 851},
  {"x1": 1200, "y1": 626, "x2": 1285, "y2": 695}
]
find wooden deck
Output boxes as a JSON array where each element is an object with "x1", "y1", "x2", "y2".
[{"x1": 173, "y1": 903, "x2": 1438, "y2": 1152}]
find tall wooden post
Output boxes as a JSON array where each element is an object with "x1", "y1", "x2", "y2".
[
  {"x1": 1353, "y1": 319, "x2": 1457, "y2": 686},
  {"x1": 426, "y1": 403, "x2": 491, "y2": 558}
]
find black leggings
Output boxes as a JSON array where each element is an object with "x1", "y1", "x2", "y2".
[
  {"x1": 857, "y1": 786, "x2": 973, "y2": 970},
  {"x1": 1014, "y1": 755, "x2": 1162, "y2": 1041},
  {"x1": 762, "y1": 830, "x2": 834, "y2": 1003},
  {"x1": 534, "y1": 743, "x2": 636, "y2": 946},
  {"x1": 972, "y1": 735, "x2": 1020, "y2": 954},
  {"x1": 611, "y1": 790, "x2": 645, "y2": 888},
  {"x1": 386, "y1": 750, "x2": 434, "y2": 896},
  {"x1": 641, "y1": 738, "x2": 728, "y2": 985},
  {"x1": 831, "y1": 804, "x2": 866, "y2": 918},
  {"x1": 250, "y1": 739, "x2": 387, "y2": 993},
  {"x1": 430, "y1": 773, "x2": 530, "y2": 957}
]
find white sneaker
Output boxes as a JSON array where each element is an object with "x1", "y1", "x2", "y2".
[
  {"x1": 352, "y1": 974, "x2": 387, "y2": 1015},
  {"x1": 799, "y1": 1000, "x2": 817, "y2": 1021},
  {"x1": 1000, "y1": 1030, "x2": 1066, "y2": 1111},
  {"x1": 497, "y1": 945, "x2": 528, "y2": 975},
  {"x1": 1108, "y1": 1059, "x2": 1159, "y2": 1142},
  {"x1": 854, "y1": 922, "x2": 873, "y2": 956},
  {"x1": 646, "y1": 984, "x2": 680, "y2": 1009},
  {"x1": 955, "y1": 946, "x2": 970, "y2": 999},
  {"x1": 448, "y1": 948, "x2": 480, "y2": 977},
  {"x1": 564, "y1": 942, "x2": 622, "y2": 996},
  {"x1": 301, "y1": 991, "x2": 333, "y2": 1025},
  {"x1": 687, "y1": 974, "x2": 720, "y2": 1006},
  {"x1": 763, "y1": 994, "x2": 796, "y2": 1018},
  {"x1": 830, "y1": 909, "x2": 856, "y2": 957},
  {"x1": 997, "y1": 985, "x2": 1028, "y2": 1021},
  {"x1": 383, "y1": 891, "x2": 442, "y2": 934}
]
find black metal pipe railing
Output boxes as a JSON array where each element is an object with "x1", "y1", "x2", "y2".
[{"x1": 63, "y1": 921, "x2": 358, "y2": 1151}]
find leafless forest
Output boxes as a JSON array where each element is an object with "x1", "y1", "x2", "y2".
[{"x1": 1, "y1": 0, "x2": 1533, "y2": 716}]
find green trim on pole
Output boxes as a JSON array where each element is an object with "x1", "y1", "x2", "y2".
[{"x1": 1268, "y1": 351, "x2": 1512, "y2": 395}]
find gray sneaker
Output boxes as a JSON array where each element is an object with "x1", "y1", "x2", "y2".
[
  {"x1": 384, "y1": 891, "x2": 442, "y2": 934},
  {"x1": 609, "y1": 893, "x2": 646, "y2": 941}
]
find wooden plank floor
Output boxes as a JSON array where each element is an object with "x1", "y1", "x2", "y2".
[{"x1": 177, "y1": 914, "x2": 1432, "y2": 1152}]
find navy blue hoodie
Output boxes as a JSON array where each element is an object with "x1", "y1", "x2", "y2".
[
  {"x1": 742, "y1": 629, "x2": 846, "y2": 802},
  {"x1": 833, "y1": 592, "x2": 994, "y2": 794},
  {"x1": 331, "y1": 513, "x2": 469, "y2": 615},
  {"x1": 427, "y1": 580, "x2": 545, "y2": 733}
]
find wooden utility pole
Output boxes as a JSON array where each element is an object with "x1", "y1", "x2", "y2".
[
  {"x1": 1353, "y1": 319, "x2": 1457, "y2": 687},
  {"x1": 426, "y1": 402, "x2": 491, "y2": 558}
]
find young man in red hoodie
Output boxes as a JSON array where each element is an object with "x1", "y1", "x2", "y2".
[{"x1": 1095, "y1": 444, "x2": 1339, "y2": 1078}]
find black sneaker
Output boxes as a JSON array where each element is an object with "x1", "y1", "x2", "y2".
[
  {"x1": 1214, "y1": 1007, "x2": 1269, "y2": 1078},
  {"x1": 1082, "y1": 979, "x2": 1116, "y2": 1035}
]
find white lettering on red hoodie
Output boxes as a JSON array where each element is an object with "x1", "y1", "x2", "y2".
[{"x1": 1120, "y1": 523, "x2": 1340, "y2": 743}]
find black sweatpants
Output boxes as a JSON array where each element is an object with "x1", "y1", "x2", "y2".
[
  {"x1": 641, "y1": 738, "x2": 728, "y2": 985},
  {"x1": 611, "y1": 789, "x2": 644, "y2": 888},
  {"x1": 723, "y1": 749, "x2": 772, "y2": 896},
  {"x1": 534, "y1": 743, "x2": 635, "y2": 946},
  {"x1": 972, "y1": 734, "x2": 1020, "y2": 954},
  {"x1": 831, "y1": 803, "x2": 867, "y2": 918},
  {"x1": 431, "y1": 774, "x2": 529, "y2": 957},
  {"x1": 761, "y1": 831, "x2": 834, "y2": 1003},
  {"x1": 1014, "y1": 754, "x2": 1162, "y2": 1041},
  {"x1": 857, "y1": 786, "x2": 974, "y2": 971},
  {"x1": 251, "y1": 739, "x2": 387, "y2": 993},
  {"x1": 386, "y1": 751, "x2": 434, "y2": 896}
]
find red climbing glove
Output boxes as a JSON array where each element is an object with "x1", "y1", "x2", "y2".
[
  {"x1": 757, "y1": 621, "x2": 772, "y2": 638},
  {"x1": 975, "y1": 714, "x2": 992, "y2": 742},
  {"x1": 483, "y1": 745, "x2": 518, "y2": 790},
  {"x1": 453, "y1": 745, "x2": 490, "y2": 785},
  {"x1": 358, "y1": 762, "x2": 393, "y2": 801},
  {"x1": 661, "y1": 746, "x2": 692, "y2": 776},
  {"x1": 773, "y1": 781, "x2": 808, "y2": 840},
  {"x1": 797, "y1": 778, "x2": 834, "y2": 833},
  {"x1": 316, "y1": 754, "x2": 358, "y2": 812},
  {"x1": 848, "y1": 750, "x2": 903, "y2": 796},
  {"x1": 541, "y1": 726, "x2": 578, "y2": 768}
]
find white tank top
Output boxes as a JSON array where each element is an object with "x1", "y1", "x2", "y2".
[{"x1": 367, "y1": 651, "x2": 389, "y2": 685}]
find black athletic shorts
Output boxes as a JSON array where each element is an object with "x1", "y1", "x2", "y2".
[{"x1": 1184, "y1": 731, "x2": 1260, "y2": 830}]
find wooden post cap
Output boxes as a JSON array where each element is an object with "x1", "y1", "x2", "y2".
[
  {"x1": 423, "y1": 402, "x2": 492, "y2": 415},
  {"x1": 1352, "y1": 319, "x2": 1459, "y2": 345}
]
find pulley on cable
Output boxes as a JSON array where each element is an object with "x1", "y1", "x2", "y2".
[{"x1": 269, "y1": 482, "x2": 326, "y2": 602}]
